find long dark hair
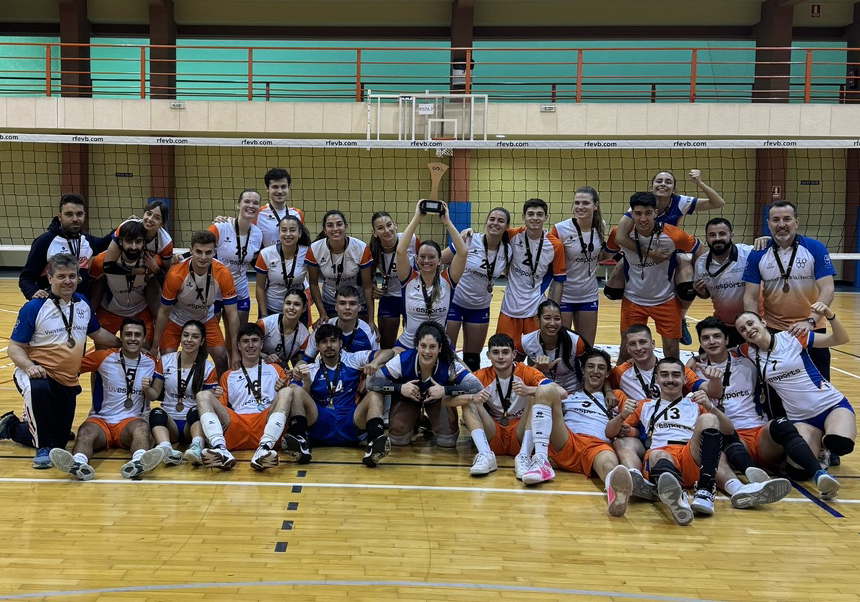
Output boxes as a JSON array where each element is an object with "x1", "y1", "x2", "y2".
[
  {"x1": 143, "y1": 199, "x2": 169, "y2": 229},
  {"x1": 536, "y1": 299, "x2": 589, "y2": 376},
  {"x1": 573, "y1": 186, "x2": 605, "y2": 242},
  {"x1": 414, "y1": 321, "x2": 459, "y2": 373},
  {"x1": 279, "y1": 214, "x2": 311, "y2": 248},
  {"x1": 369, "y1": 211, "x2": 395, "y2": 273},
  {"x1": 180, "y1": 320, "x2": 208, "y2": 395},
  {"x1": 486, "y1": 207, "x2": 511, "y2": 270},
  {"x1": 315, "y1": 210, "x2": 348, "y2": 242}
]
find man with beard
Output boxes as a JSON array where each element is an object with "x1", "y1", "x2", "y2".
[
  {"x1": 692, "y1": 218, "x2": 754, "y2": 346},
  {"x1": 19, "y1": 193, "x2": 112, "y2": 300},
  {"x1": 89, "y1": 221, "x2": 158, "y2": 348}
]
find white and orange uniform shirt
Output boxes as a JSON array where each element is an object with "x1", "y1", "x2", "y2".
[
  {"x1": 154, "y1": 352, "x2": 218, "y2": 421},
  {"x1": 448, "y1": 233, "x2": 509, "y2": 310},
  {"x1": 610, "y1": 360, "x2": 704, "y2": 402},
  {"x1": 693, "y1": 243, "x2": 754, "y2": 326},
  {"x1": 606, "y1": 224, "x2": 698, "y2": 306},
  {"x1": 738, "y1": 331, "x2": 846, "y2": 421},
  {"x1": 693, "y1": 353, "x2": 767, "y2": 430},
  {"x1": 254, "y1": 243, "x2": 309, "y2": 315},
  {"x1": 499, "y1": 227, "x2": 566, "y2": 319},
  {"x1": 550, "y1": 219, "x2": 604, "y2": 305},
  {"x1": 521, "y1": 329, "x2": 587, "y2": 393},
  {"x1": 305, "y1": 237, "x2": 374, "y2": 309},
  {"x1": 625, "y1": 396, "x2": 707, "y2": 449},
  {"x1": 255, "y1": 204, "x2": 304, "y2": 248},
  {"x1": 379, "y1": 233, "x2": 418, "y2": 301},
  {"x1": 473, "y1": 363, "x2": 552, "y2": 422},
  {"x1": 114, "y1": 219, "x2": 174, "y2": 265},
  {"x1": 81, "y1": 349, "x2": 159, "y2": 424},
  {"x1": 208, "y1": 220, "x2": 264, "y2": 300},
  {"x1": 89, "y1": 252, "x2": 149, "y2": 317},
  {"x1": 257, "y1": 313, "x2": 310, "y2": 365},
  {"x1": 219, "y1": 361, "x2": 287, "y2": 415},
  {"x1": 562, "y1": 388, "x2": 628, "y2": 442},
  {"x1": 742, "y1": 235, "x2": 836, "y2": 331},
  {"x1": 398, "y1": 268, "x2": 454, "y2": 348},
  {"x1": 10, "y1": 293, "x2": 100, "y2": 387},
  {"x1": 160, "y1": 258, "x2": 237, "y2": 326}
]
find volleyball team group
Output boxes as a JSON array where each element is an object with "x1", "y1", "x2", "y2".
[{"x1": 0, "y1": 166, "x2": 854, "y2": 525}]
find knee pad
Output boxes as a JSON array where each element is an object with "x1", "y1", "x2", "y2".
[
  {"x1": 185, "y1": 407, "x2": 200, "y2": 425},
  {"x1": 823, "y1": 434, "x2": 855, "y2": 457},
  {"x1": 389, "y1": 432, "x2": 413, "y2": 446},
  {"x1": 784, "y1": 461, "x2": 814, "y2": 481},
  {"x1": 648, "y1": 457, "x2": 681, "y2": 485},
  {"x1": 462, "y1": 353, "x2": 481, "y2": 373},
  {"x1": 435, "y1": 433, "x2": 459, "y2": 448},
  {"x1": 149, "y1": 407, "x2": 169, "y2": 429},
  {"x1": 603, "y1": 286, "x2": 624, "y2": 301},
  {"x1": 676, "y1": 281, "x2": 697, "y2": 302},
  {"x1": 768, "y1": 417, "x2": 798, "y2": 446}
]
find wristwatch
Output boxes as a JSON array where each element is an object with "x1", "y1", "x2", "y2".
[{"x1": 806, "y1": 318, "x2": 816, "y2": 326}]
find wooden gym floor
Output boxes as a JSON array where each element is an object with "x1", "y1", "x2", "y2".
[{"x1": 1, "y1": 279, "x2": 860, "y2": 602}]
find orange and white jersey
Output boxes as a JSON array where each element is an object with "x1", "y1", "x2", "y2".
[
  {"x1": 398, "y1": 268, "x2": 454, "y2": 348},
  {"x1": 499, "y1": 227, "x2": 566, "y2": 318},
  {"x1": 551, "y1": 219, "x2": 604, "y2": 304},
  {"x1": 625, "y1": 396, "x2": 707, "y2": 449},
  {"x1": 473, "y1": 363, "x2": 552, "y2": 421},
  {"x1": 154, "y1": 352, "x2": 218, "y2": 420},
  {"x1": 161, "y1": 258, "x2": 237, "y2": 326},
  {"x1": 255, "y1": 204, "x2": 304, "y2": 248},
  {"x1": 114, "y1": 219, "x2": 174, "y2": 262},
  {"x1": 257, "y1": 313, "x2": 310, "y2": 365},
  {"x1": 693, "y1": 353, "x2": 766, "y2": 430},
  {"x1": 562, "y1": 388, "x2": 628, "y2": 442},
  {"x1": 81, "y1": 349, "x2": 159, "y2": 424},
  {"x1": 520, "y1": 329, "x2": 587, "y2": 393},
  {"x1": 609, "y1": 360, "x2": 704, "y2": 401},
  {"x1": 89, "y1": 252, "x2": 149, "y2": 317},
  {"x1": 219, "y1": 361, "x2": 287, "y2": 415},
  {"x1": 738, "y1": 331, "x2": 846, "y2": 421},
  {"x1": 379, "y1": 233, "x2": 418, "y2": 299},
  {"x1": 449, "y1": 232, "x2": 510, "y2": 310},
  {"x1": 606, "y1": 224, "x2": 698, "y2": 307},
  {"x1": 254, "y1": 244, "x2": 309, "y2": 313},
  {"x1": 208, "y1": 220, "x2": 264, "y2": 297},
  {"x1": 305, "y1": 237, "x2": 374, "y2": 308}
]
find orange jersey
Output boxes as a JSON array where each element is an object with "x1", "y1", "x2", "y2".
[
  {"x1": 473, "y1": 363, "x2": 553, "y2": 421},
  {"x1": 160, "y1": 258, "x2": 236, "y2": 326},
  {"x1": 609, "y1": 361, "x2": 703, "y2": 401}
]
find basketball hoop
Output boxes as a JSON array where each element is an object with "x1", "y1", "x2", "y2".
[{"x1": 433, "y1": 137, "x2": 454, "y2": 159}]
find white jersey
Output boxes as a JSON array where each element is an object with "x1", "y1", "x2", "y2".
[
  {"x1": 378, "y1": 233, "x2": 418, "y2": 299},
  {"x1": 306, "y1": 237, "x2": 374, "y2": 308},
  {"x1": 610, "y1": 360, "x2": 704, "y2": 402},
  {"x1": 115, "y1": 219, "x2": 174, "y2": 261},
  {"x1": 302, "y1": 317, "x2": 378, "y2": 360},
  {"x1": 562, "y1": 389, "x2": 624, "y2": 442},
  {"x1": 254, "y1": 243, "x2": 309, "y2": 315},
  {"x1": 89, "y1": 252, "x2": 148, "y2": 316},
  {"x1": 398, "y1": 268, "x2": 454, "y2": 348},
  {"x1": 628, "y1": 396, "x2": 705, "y2": 449},
  {"x1": 693, "y1": 353, "x2": 767, "y2": 430},
  {"x1": 210, "y1": 220, "x2": 264, "y2": 299},
  {"x1": 499, "y1": 227, "x2": 566, "y2": 318},
  {"x1": 450, "y1": 233, "x2": 509, "y2": 310},
  {"x1": 738, "y1": 331, "x2": 846, "y2": 421},
  {"x1": 155, "y1": 352, "x2": 218, "y2": 420},
  {"x1": 255, "y1": 204, "x2": 304, "y2": 248},
  {"x1": 82, "y1": 349, "x2": 159, "y2": 424},
  {"x1": 521, "y1": 329, "x2": 587, "y2": 393},
  {"x1": 473, "y1": 364, "x2": 552, "y2": 421},
  {"x1": 257, "y1": 314, "x2": 310, "y2": 365},
  {"x1": 551, "y1": 219, "x2": 603, "y2": 304},
  {"x1": 219, "y1": 361, "x2": 287, "y2": 415},
  {"x1": 693, "y1": 244, "x2": 752, "y2": 326}
]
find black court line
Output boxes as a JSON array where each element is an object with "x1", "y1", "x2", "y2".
[
  {"x1": 281, "y1": 520, "x2": 293, "y2": 530},
  {"x1": 273, "y1": 542, "x2": 287, "y2": 552},
  {"x1": 833, "y1": 348, "x2": 860, "y2": 360},
  {"x1": 287, "y1": 502, "x2": 299, "y2": 511}
]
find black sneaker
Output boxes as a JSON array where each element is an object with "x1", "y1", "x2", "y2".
[
  {"x1": 362, "y1": 434, "x2": 391, "y2": 468},
  {"x1": 282, "y1": 433, "x2": 312, "y2": 464},
  {"x1": 0, "y1": 411, "x2": 20, "y2": 439},
  {"x1": 680, "y1": 319, "x2": 692, "y2": 346}
]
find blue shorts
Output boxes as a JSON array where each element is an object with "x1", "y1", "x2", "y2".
[
  {"x1": 793, "y1": 398, "x2": 854, "y2": 431},
  {"x1": 215, "y1": 298, "x2": 251, "y2": 313},
  {"x1": 173, "y1": 418, "x2": 189, "y2": 443},
  {"x1": 560, "y1": 300, "x2": 599, "y2": 313},
  {"x1": 308, "y1": 405, "x2": 365, "y2": 446},
  {"x1": 447, "y1": 301, "x2": 490, "y2": 324},
  {"x1": 378, "y1": 296, "x2": 404, "y2": 320}
]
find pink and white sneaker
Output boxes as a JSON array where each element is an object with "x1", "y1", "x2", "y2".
[
  {"x1": 605, "y1": 464, "x2": 633, "y2": 517},
  {"x1": 522, "y1": 457, "x2": 555, "y2": 486}
]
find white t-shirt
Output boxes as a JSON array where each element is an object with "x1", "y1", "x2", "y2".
[
  {"x1": 450, "y1": 233, "x2": 509, "y2": 310},
  {"x1": 210, "y1": 220, "x2": 264, "y2": 299},
  {"x1": 499, "y1": 227, "x2": 566, "y2": 319},
  {"x1": 693, "y1": 243, "x2": 752, "y2": 326},
  {"x1": 254, "y1": 243, "x2": 309, "y2": 315},
  {"x1": 551, "y1": 219, "x2": 603, "y2": 304}
]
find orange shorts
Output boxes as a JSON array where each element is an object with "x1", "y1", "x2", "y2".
[
  {"x1": 84, "y1": 416, "x2": 141, "y2": 450},
  {"x1": 489, "y1": 417, "x2": 522, "y2": 456},
  {"x1": 496, "y1": 313, "x2": 538, "y2": 354},
  {"x1": 737, "y1": 426, "x2": 766, "y2": 466},
  {"x1": 644, "y1": 443, "x2": 699, "y2": 488},
  {"x1": 620, "y1": 297, "x2": 682, "y2": 340},
  {"x1": 160, "y1": 316, "x2": 225, "y2": 349},
  {"x1": 549, "y1": 431, "x2": 614, "y2": 476},
  {"x1": 223, "y1": 408, "x2": 269, "y2": 450},
  {"x1": 96, "y1": 308, "x2": 154, "y2": 341}
]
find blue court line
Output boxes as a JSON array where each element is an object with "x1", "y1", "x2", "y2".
[{"x1": 0, "y1": 579, "x2": 734, "y2": 602}]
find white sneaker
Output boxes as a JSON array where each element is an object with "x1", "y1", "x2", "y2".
[
  {"x1": 514, "y1": 453, "x2": 530, "y2": 480},
  {"x1": 816, "y1": 472, "x2": 841, "y2": 500},
  {"x1": 691, "y1": 488, "x2": 715, "y2": 515},
  {"x1": 49, "y1": 448, "x2": 94, "y2": 481},
  {"x1": 162, "y1": 447, "x2": 183, "y2": 466},
  {"x1": 730, "y1": 478, "x2": 791, "y2": 509},
  {"x1": 250, "y1": 446, "x2": 279, "y2": 471},
  {"x1": 183, "y1": 443, "x2": 203, "y2": 465},
  {"x1": 522, "y1": 457, "x2": 555, "y2": 486},
  {"x1": 469, "y1": 451, "x2": 498, "y2": 476},
  {"x1": 201, "y1": 446, "x2": 236, "y2": 470},
  {"x1": 657, "y1": 473, "x2": 693, "y2": 526},
  {"x1": 120, "y1": 448, "x2": 165, "y2": 479},
  {"x1": 605, "y1": 465, "x2": 633, "y2": 517},
  {"x1": 744, "y1": 466, "x2": 770, "y2": 484}
]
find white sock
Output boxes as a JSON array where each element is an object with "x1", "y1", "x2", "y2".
[
  {"x1": 73, "y1": 452, "x2": 89, "y2": 464},
  {"x1": 531, "y1": 404, "x2": 552, "y2": 461},
  {"x1": 132, "y1": 449, "x2": 145, "y2": 462},
  {"x1": 471, "y1": 428, "x2": 491, "y2": 454},
  {"x1": 191, "y1": 436, "x2": 205, "y2": 448},
  {"x1": 259, "y1": 411, "x2": 287, "y2": 449},
  {"x1": 157, "y1": 441, "x2": 173, "y2": 451},
  {"x1": 200, "y1": 411, "x2": 226, "y2": 448},
  {"x1": 725, "y1": 478, "x2": 743, "y2": 495},
  {"x1": 519, "y1": 429, "x2": 534, "y2": 457}
]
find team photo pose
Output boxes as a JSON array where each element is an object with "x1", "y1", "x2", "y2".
[
  {"x1": 301, "y1": 285, "x2": 378, "y2": 360},
  {"x1": 257, "y1": 288, "x2": 311, "y2": 368},
  {"x1": 254, "y1": 214, "x2": 311, "y2": 319},
  {"x1": 521, "y1": 299, "x2": 589, "y2": 395},
  {"x1": 256, "y1": 167, "x2": 304, "y2": 248}
]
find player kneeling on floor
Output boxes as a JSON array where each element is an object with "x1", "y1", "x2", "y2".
[
  {"x1": 282, "y1": 323, "x2": 394, "y2": 467},
  {"x1": 50, "y1": 318, "x2": 165, "y2": 480}
]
